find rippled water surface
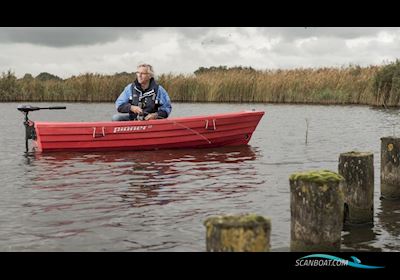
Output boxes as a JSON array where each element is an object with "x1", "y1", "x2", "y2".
[{"x1": 1, "y1": 102, "x2": 400, "y2": 251}]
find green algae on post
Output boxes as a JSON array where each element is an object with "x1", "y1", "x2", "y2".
[
  {"x1": 204, "y1": 214, "x2": 271, "y2": 252},
  {"x1": 290, "y1": 170, "x2": 344, "y2": 252}
]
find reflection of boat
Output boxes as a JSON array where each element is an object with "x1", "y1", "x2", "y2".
[
  {"x1": 28, "y1": 145, "x2": 259, "y2": 208},
  {"x1": 31, "y1": 145, "x2": 258, "y2": 165},
  {"x1": 23, "y1": 109, "x2": 264, "y2": 152}
]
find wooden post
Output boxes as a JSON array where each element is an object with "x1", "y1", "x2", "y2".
[
  {"x1": 290, "y1": 170, "x2": 344, "y2": 252},
  {"x1": 204, "y1": 214, "x2": 271, "y2": 252},
  {"x1": 381, "y1": 137, "x2": 400, "y2": 199},
  {"x1": 338, "y1": 151, "x2": 374, "y2": 225}
]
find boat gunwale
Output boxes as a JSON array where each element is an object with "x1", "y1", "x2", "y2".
[{"x1": 33, "y1": 110, "x2": 265, "y2": 127}]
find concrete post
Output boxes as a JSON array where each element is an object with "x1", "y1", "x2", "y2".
[
  {"x1": 204, "y1": 214, "x2": 271, "y2": 252},
  {"x1": 339, "y1": 151, "x2": 374, "y2": 225},
  {"x1": 290, "y1": 170, "x2": 344, "y2": 252}
]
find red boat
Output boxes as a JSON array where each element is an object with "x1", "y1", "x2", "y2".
[{"x1": 18, "y1": 106, "x2": 264, "y2": 152}]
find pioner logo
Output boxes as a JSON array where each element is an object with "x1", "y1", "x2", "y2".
[
  {"x1": 113, "y1": 125, "x2": 153, "y2": 133},
  {"x1": 295, "y1": 254, "x2": 384, "y2": 269}
]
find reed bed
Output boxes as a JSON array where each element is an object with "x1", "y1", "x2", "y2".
[
  {"x1": 2, "y1": 62, "x2": 400, "y2": 106},
  {"x1": 160, "y1": 66, "x2": 380, "y2": 105}
]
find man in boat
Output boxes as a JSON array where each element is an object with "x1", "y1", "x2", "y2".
[{"x1": 112, "y1": 63, "x2": 172, "y2": 121}]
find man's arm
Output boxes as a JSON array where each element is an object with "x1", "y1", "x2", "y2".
[
  {"x1": 157, "y1": 86, "x2": 172, "y2": 118},
  {"x1": 115, "y1": 84, "x2": 132, "y2": 113}
]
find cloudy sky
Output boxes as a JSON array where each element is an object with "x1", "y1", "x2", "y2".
[{"x1": 1, "y1": 27, "x2": 400, "y2": 79}]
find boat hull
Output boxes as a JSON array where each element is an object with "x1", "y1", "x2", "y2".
[{"x1": 33, "y1": 111, "x2": 265, "y2": 152}]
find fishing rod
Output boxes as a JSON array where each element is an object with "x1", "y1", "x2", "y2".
[{"x1": 17, "y1": 105, "x2": 67, "y2": 152}]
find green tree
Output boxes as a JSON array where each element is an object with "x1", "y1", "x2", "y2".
[{"x1": 36, "y1": 72, "x2": 62, "y2": 81}]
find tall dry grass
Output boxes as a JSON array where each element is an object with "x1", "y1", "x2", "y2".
[
  {"x1": 0, "y1": 72, "x2": 134, "y2": 102},
  {"x1": 0, "y1": 64, "x2": 395, "y2": 106},
  {"x1": 160, "y1": 66, "x2": 380, "y2": 105}
]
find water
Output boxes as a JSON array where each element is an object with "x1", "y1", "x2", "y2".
[{"x1": 1, "y1": 102, "x2": 400, "y2": 251}]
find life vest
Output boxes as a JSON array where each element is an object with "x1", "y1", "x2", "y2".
[{"x1": 129, "y1": 78, "x2": 160, "y2": 120}]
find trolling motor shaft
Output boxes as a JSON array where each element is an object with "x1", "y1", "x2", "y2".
[{"x1": 17, "y1": 105, "x2": 66, "y2": 152}]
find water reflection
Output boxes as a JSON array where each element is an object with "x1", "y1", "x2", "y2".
[
  {"x1": 341, "y1": 225, "x2": 380, "y2": 252},
  {"x1": 377, "y1": 198, "x2": 400, "y2": 251},
  {"x1": 370, "y1": 107, "x2": 400, "y2": 136},
  {"x1": 28, "y1": 145, "x2": 258, "y2": 165},
  {"x1": 378, "y1": 198, "x2": 400, "y2": 235},
  {"x1": 370, "y1": 106, "x2": 400, "y2": 115},
  {"x1": 24, "y1": 146, "x2": 260, "y2": 209}
]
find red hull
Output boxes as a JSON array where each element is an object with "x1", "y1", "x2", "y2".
[{"x1": 33, "y1": 111, "x2": 264, "y2": 152}]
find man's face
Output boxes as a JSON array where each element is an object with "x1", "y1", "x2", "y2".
[{"x1": 136, "y1": 67, "x2": 151, "y2": 85}]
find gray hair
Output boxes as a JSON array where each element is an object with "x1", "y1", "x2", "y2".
[{"x1": 137, "y1": 63, "x2": 154, "y2": 78}]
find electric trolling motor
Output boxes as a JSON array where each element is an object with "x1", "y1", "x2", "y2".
[{"x1": 17, "y1": 105, "x2": 66, "y2": 152}]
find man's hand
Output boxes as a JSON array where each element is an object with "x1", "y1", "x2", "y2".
[
  {"x1": 130, "y1": 105, "x2": 143, "y2": 114},
  {"x1": 145, "y1": 113, "x2": 158, "y2": 120}
]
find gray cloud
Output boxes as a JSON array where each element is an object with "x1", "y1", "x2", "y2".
[
  {"x1": 2, "y1": 27, "x2": 400, "y2": 78},
  {"x1": 173, "y1": 27, "x2": 400, "y2": 49},
  {"x1": 255, "y1": 27, "x2": 399, "y2": 41},
  {"x1": 174, "y1": 27, "x2": 211, "y2": 39},
  {"x1": 1, "y1": 27, "x2": 397, "y2": 48},
  {"x1": 0, "y1": 27, "x2": 159, "y2": 47},
  {"x1": 173, "y1": 27, "x2": 235, "y2": 47},
  {"x1": 200, "y1": 35, "x2": 231, "y2": 46}
]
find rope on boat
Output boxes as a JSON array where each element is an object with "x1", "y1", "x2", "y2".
[{"x1": 157, "y1": 115, "x2": 212, "y2": 145}]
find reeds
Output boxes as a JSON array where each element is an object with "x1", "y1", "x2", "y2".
[
  {"x1": 373, "y1": 59, "x2": 400, "y2": 107},
  {"x1": 162, "y1": 66, "x2": 379, "y2": 105},
  {"x1": 0, "y1": 64, "x2": 393, "y2": 106}
]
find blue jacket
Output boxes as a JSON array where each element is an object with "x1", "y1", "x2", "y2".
[{"x1": 115, "y1": 80, "x2": 172, "y2": 119}]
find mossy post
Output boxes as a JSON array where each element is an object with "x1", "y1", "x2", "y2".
[
  {"x1": 290, "y1": 170, "x2": 344, "y2": 252},
  {"x1": 381, "y1": 137, "x2": 400, "y2": 199},
  {"x1": 204, "y1": 214, "x2": 271, "y2": 252},
  {"x1": 338, "y1": 151, "x2": 374, "y2": 225}
]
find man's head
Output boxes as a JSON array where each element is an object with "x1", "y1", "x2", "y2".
[
  {"x1": 136, "y1": 63, "x2": 154, "y2": 85},
  {"x1": 136, "y1": 63, "x2": 154, "y2": 80}
]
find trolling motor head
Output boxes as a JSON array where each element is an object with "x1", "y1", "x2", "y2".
[
  {"x1": 17, "y1": 105, "x2": 42, "y2": 112},
  {"x1": 17, "y1": 105, "x2": 67, "y2": 152},
  {"x1": 17, "y1": 105, "x2": 67, "y2": 113}
]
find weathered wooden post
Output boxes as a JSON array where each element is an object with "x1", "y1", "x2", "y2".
[
  {"x1": 204, "y1": 214, "x2": 271, "y2": 252},
  {"x1": 338, "y1": 151, "x2": 374, "y2": 225},
  {"x1": 381, "y1": 137, "x2": 400, "y2": 199},
  {"x1": 290, "y1": 170, "x2": 344, "y2": 252}
]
